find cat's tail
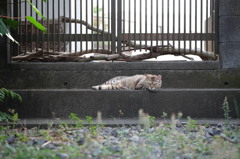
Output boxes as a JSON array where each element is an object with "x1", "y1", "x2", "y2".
[{"x1": 92, "y1": 85, "x2": 101, "y2": 90}]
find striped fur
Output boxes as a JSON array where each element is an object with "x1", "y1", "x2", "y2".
[{"x1": 92, "y1": 74, "x2": 162, "y2": 92}]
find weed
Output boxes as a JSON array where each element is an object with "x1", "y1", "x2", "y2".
[
  {"x1": 171, "y1": 113, "x2": 176, "y2": 130},
  {"x1": 0, "y1": 88, "x2": 21, "y2": 129},
  {"x1": 148, "y1": 115, "x2": 156, "y2": 127},
  {"x1": 185, "y1": 116, "x2": 197, "y2": 132},
  {"x1": 8, "y1": 109, "x2": 19, "y2": 128},
  {"x1": 69, "y1": 113, "x2": 84, "y2": 128},
  {"x1": 118, "y1": 109, "x2": 124, "y2": 119},
  {"x1": 15, "y1": 132, "x2": 29, "y2": 142},
  {"x1": 85, "y1": 116, "x2": 94, "y2": 124},
  {"x1": 222, "y1": 97, "x2": 231, "y2": 127},
  {"x1": 86, "y1": 116, "x2": 98, "y2": 136},
  {"x1": 138, "y1": 109, "x2": 150, "y2": 130},
  {"x1": 96, "y1": 111, "x2": 103, "y2": 125},
  {"x1": 0, "y1": 111, "x2": 13, "y2": 122},
  {"x1": 177, "y1": 112, "x2": 183, "y2": 120},
  {"x1": 161, "y1": 112, "x2": 168, "y2": 122},
  {"x1": 40, "y1": 130, "x2": 54, "y2": 141},
  {"x1": 58, "y1": 121, "x2": 69, "y2": 130}
]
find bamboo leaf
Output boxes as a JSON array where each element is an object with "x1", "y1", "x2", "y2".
[
  {"x1": 0, "y1": 19, "x2": 19, "y2": 45},
  {"x1": 26, "y1": 0, "x2": 46, "y2": 20},
  {"x1": 26, "y1": 16, "x2": 47, "y2": 33},
  {"x1": 2, "y1": 19, "x2": 20, "y2": 31}
]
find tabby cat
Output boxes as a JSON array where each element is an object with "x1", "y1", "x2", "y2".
[{"x1": 92, "y1": 74, "x2": 162, "y2": 92}]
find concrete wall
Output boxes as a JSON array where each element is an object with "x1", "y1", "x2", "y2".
[
  {"x1": 0, "y1": 0, "x2": 240, "y2": 119},
  {"x1": 0, "y1": 62, "x2": 240, "y2": 90},
  {"x1": 219, "y1": 0, "x2": 240, "y2": 69}
]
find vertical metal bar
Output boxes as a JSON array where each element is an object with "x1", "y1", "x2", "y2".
[
  {"x1": 41, "y1": 0, "x2": 44, "y2": 53},
  {"x1": 86, "y1": 0, "x2": 89, "y2": 51},
  {"x1": 123, "y1": 0, "x2": 125, "y2": 51},
  {"x1": 11, "y1": 0, "x2": 13, "y2": 57},
  {"x1": 128, "y1": 0, "x2": 131, "y2": 50},
  {"x1": 108, "y1": 0, "x2": 110, "y2": 51},
  {"x1": 102, "y1": 0, "x2": 104, "y2": 51},
  {"x1": 195, "y1": 0, "x2": 197, "y2": 53},
  {"x1": 91, "y1": 0, "x2": 93, "y2": 51},
  {"x1": 156, "y1": 0, "x2": 159, "y2": 51},
  {"x1": 140, "y1": 0, "x2": 142, "y2": 51},
  {"x1": 8, "y1": 0, "x2": 12, "y2": 58},
  {"x1": 134, "y1": 0, "x2": 136, "y2": 51},
  {"x1": 80, "y1": 0, "x2": 82, "y2": 52},
  {"x1": 47, "y1": 0, "x2": 49, "y2": 52},
  {"x1": 63, "y1": 0, "x2": 66, "y2": 52},
  {"x1": 52, "y1": 0, "x2": 55, "y2": 53},
  {"x1": 215, "y1": 0, "x2": 219, "y2": 54},
  {"x1": 7, "y1": 0, "x2": 12, "y2": 62},
  {"x1": 19, "y1": 0, "x2": 22, "y2": 54},
  {"x1": 211, "y1": 0, "x2": 214, "y2": 52},
  {"x1": 183, "y1": 0, "x2": 186, "y2": 53},
  {"x1": 200, "y1": 0, "x2": 203, "y2": 52},
  {"x1": 145, "y1": 0, "x2": 147, "y2": 51},
  {"x1": 30, "y1": 0, "x2": 33, "y2": 52},
  {"x1": 58, "y1": 0, "x2": 60, "y2": 52},
  {"x1": 36, "y1": 0, "x2": 39, "y2": 53},
  {"x1": 162, "y1": 0, "x2": 164, "y2": 49},
  {"x1": 178, "y1": 0, "x2": 180, "y2": 51},
  {"x1": 36, "y1": 0, "x2": 40, "y2": 52},
  {"x1": 24, "y1": 0, "x2": 27, "y2": 54},
  {"x1": 206, "y1": 0, "x2": 209, "y2": 52},
  {"x1": 117, "y1": 0, "x2": 122, "y2": 54},
  {"x1": 189, "y1": 0, "x2": 192, "y2": 53},
  {"x1": 97, "y1": 0, "x2": 99, "y2": 51},
  {"x1": 167, "y1": 0, "x2": 170, "y2": 51},
  {"x1": 167, "y1": 0, "x2": 170, "y2": 52},
  {"x1": 150, "y1": 0, "x2": 153, "y2": 52},
  {"x1": 75, "y1": 0, "x2": 77, "y2": 52},
  {"x1": 173, "y1": 0, "x2": 175, "y2": 50},
  {"x1": 69, "y1": 0, "x2": 72, "y2": 52},
  {"x1": 9, "y1": 0, "x2": 12, "y2": 58},
  {"x1": 111, "y1": 0, "x2": 116, "y2": 54},
  {"x1": 13, "y1": 0, "x2": 18, "y2": 56}
]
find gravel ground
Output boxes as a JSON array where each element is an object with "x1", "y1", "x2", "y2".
[{"x1": 0, "y1": 120, "x2": 240, "y2": 159}]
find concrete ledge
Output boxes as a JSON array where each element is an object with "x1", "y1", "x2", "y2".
[
  {"x1": 12, "y1": 89, "x2": 240, "y2": 119},
  {"x1": 1, "y1": 67, "x2": 240, "y2": 89},
  {"x1": 8, "y1": 61, "x2": 220, "y2": 71}
]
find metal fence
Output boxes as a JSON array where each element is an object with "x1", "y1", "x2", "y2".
[{"x1": 8, "y1": 0, "x2": 218, "y2": 61}]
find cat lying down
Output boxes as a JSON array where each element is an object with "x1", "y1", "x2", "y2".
[{"x1": 92, "y1": 74, "x2": 162, "y2": 92}]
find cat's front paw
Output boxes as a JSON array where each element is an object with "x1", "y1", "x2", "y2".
[{"x1": 147, "y1": 88, "x2": 158, "y2": 93}]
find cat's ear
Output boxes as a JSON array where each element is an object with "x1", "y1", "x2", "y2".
[{"x1": 157, "y1": 75, "x2": 162, "y2": 80}]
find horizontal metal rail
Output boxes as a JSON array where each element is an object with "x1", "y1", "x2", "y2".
[{"x1": 19, "y1": 33, "x2": 215, "y2": 42}]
